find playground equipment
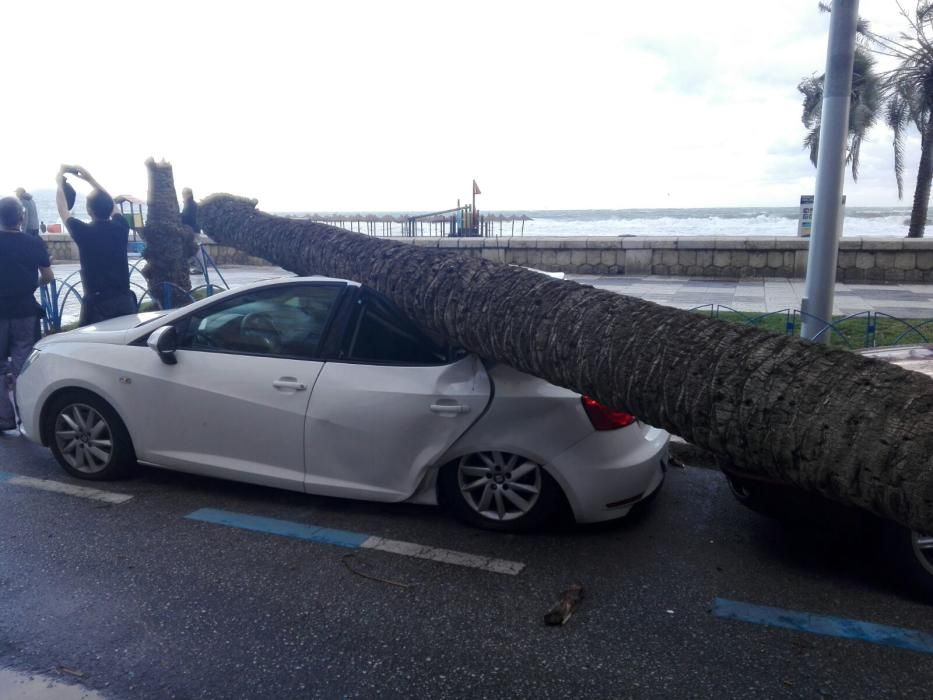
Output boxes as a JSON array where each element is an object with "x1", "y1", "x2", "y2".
[{"x1": 117, "y1": 195, "x2": 146, "y2": 257}]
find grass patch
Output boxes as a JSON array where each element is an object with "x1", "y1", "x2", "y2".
[{"x1": 701, "y1": 310, "x2": 933, "y2": 349}]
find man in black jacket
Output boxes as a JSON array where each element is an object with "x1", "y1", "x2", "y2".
[
  {"x1": 56, "y1": 165, "x2": 136, "y2": 326},
  {"x1": 0, "y1": 196, "x2": 53, "y2": 431}
]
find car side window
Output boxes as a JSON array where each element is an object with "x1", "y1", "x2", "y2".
[
  {"x1": 177, "y1": 284, "x2": 343, "y2": 359},
  {"x1": 345, "y1": 293, "x2": 449, "y2": 365}
]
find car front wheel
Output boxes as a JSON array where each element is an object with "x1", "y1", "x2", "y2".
[
  {"x1": 439, "y1": 451, "x2": 566, "y2": 531},
  {"x1": 883, "y1": 522, "x2": 933, "y2": 599},
  {"x1": 45, "y1": 391, "x2": 137, "y2": 481}
]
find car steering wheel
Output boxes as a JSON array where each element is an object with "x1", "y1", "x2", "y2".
[
  {"x1": 193, "y1": 330, "x2": 218, "y2": 348},
  {"x1": 239, "y1": 312, "x2": 282, "y2": 353}
]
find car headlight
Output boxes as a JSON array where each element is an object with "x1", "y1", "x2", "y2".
[{"x1": 20, "y1": 349, "x2": 40, "y2": 375}]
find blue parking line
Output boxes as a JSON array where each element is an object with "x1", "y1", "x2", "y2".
[
  {"x1": 185, "y1": 508, "x2": 371, "y2": 549},
  {"x1": 711, "y1": 597, "x2": 933, "y2": 655}
]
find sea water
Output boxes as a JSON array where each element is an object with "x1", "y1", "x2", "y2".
[{"x1": 25, "y1": 190, "x2": 912, "y2": 238}]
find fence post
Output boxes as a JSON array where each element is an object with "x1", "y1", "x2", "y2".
[
  {"x1": 200, "y1": 245, "x2": 212, "y2": 290},
  {"x1": 50, "y1": 279, "x2": 60, "y2": 331},
  {"x1": 39, "y1": 285, "x2": 51, "y2": 334}
]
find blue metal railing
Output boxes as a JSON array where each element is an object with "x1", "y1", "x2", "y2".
[
  {"x1": 690, "y1": 304, "x2": 932, "y2": 349},
  {"x1": 39, "y1": 244, "x2": 229, "y2": 334}
]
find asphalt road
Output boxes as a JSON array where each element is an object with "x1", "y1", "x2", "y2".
[{"x1": 1, "y1": 434, "x2": 932, "y2": 699}]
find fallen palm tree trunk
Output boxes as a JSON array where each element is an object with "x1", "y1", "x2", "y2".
[{"x1": 199, "y1": 194, "x2": 933, "y2": 532}]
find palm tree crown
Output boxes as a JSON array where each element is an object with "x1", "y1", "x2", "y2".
[
  {"x1": 799, "y1": 46, "x2": 881, "y2": 181},
  {"x1": 800, "y1": 1, "x2": 933, "y2": 237}
]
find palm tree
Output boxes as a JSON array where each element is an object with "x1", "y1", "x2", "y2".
[
  {"x1": 197, "y1": 194, "x2": 933, "y2": 533},
  {"x1": 798, "y1": 45, "x2": 881, "y2": 182},
  {"x1": 803, "y1": 2, "x2": 933, "y2": 238},
  {"x1": 868, "y1": 2, "x2": 933, "y2": 237},
  {"x1": 140, "y1": 159, "x2": 199, "y2": 307}
]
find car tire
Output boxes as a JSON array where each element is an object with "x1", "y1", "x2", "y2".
[
  {"x1": 45, "y1": 391, "x2": 137, "y2": 481},
  {"x1": 724, "y1": 473, "x2": 797, "y2": 522},
  {"x1": 881, "y1": 521, "x2": 933, "y2": 600},
  {"x1": 438, "y1": 451, "x2": 566, "y2": 532}
]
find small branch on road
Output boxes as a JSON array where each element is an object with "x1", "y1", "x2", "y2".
[
  {"x1": 544, "y1": 583, "x2": 585, "y2": 626},
  {"x1": 341, "y1": 554, "x2": 415, "y2": 589},
  {"x1": 58, "y1": 666, "x2": 86, "y2": 678}
]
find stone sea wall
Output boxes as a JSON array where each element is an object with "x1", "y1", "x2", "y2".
[
  {"x1": 43, "y1": 234, "x2": 269, "y2": 267},
  {"x1": 393, "y1": 236, "x2": 933, "y2": 283},
  {"x1": 42, "y1": 234, "x2": 933, "y2": 283}
]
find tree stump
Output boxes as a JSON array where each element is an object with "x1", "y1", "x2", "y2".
[{"x1": 140, "y1": 159, "x2": 198, "y2": 308}]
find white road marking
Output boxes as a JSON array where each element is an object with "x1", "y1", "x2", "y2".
[
  {"x1": 361, "y1": 536, "x2": 525, "y2": 575},
  {"x1": 186, "y1": 508, "x2": 526, "y2": 576},
  {"x1": 5, "y1": 475, "x2": 133, "y2": 504}
]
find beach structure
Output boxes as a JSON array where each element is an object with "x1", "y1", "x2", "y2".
[{"x1": 295, "y1": 208, "x2": 531, "y2": 237}]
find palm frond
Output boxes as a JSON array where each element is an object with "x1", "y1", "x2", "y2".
[
  {"x1": 804, "y1": 128, "x2": 821, "y2": 168},
  {"x1": 850, "y1": 133, "x2": 863, "y2": 180},
  {"x1": 885, "y1": 96, "x2": 909, "y2": 198}
]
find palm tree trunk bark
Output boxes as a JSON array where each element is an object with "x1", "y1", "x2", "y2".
[
  {"x1": 907, "y1": 121, "x2": 933, "y2": 238},
  {"x1": 140, "y1": 160, "x2": 198, "y2": 307},
  {"x1": 199, "y1": 194, "x2": 933, "y2": 533}
]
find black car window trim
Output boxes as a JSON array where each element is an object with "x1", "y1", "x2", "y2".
[{"x1": 337, "y1": 290, "x2": 453, "y2": 367}]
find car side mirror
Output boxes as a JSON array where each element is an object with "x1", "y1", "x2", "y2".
[{"x1": 148, "y1": 325, "x2": 178, "y2": 365}]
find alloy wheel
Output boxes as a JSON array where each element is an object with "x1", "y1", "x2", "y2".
[
  {"x1": 912, "y1": 531, "x2": 933, "y2": 577},
  {"x1": 54, "y1": 403, "x2": 114, "y2": 475},
  {"x1": 457, "y1": 451, "x2": 542, "y2": 522}
]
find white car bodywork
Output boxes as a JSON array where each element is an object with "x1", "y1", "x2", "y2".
[{"x1": 16, "y1": 277, "x2": 669, "y2": 524}]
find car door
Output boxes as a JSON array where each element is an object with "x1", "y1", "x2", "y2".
[
  {"x1": 304, "y1": 290, "x2": 491, "y2": 501},
  {"x1": 131, "y1": 282, "x2": 346, "y2": 490}
]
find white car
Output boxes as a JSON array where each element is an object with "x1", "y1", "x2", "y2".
[{"x1": 15, "y1": 277, "x2": 669, "y2": 531}]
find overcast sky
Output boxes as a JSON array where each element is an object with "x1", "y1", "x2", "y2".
[{"x1": 1, "y1": 0, "x2": 918, "y2": 211}]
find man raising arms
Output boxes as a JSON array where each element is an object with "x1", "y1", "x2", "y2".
[{"x1": 56, "y1": 165, "x2": 136, "y2": 326}]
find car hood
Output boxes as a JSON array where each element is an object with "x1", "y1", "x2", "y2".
[
  {"x1": 860, "y1": 345, "x2": 933, "y2": 379},
  {"x1": 36, "y1": 311, "x2": 170, "y2": 347}
]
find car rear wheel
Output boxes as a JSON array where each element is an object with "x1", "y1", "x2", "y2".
[
  {"x1": 45, "y1": 391, "x2": 137, "y2": 480},
  {"x1": 439, "y1": 451, "x2": 565, "y2": 531}
]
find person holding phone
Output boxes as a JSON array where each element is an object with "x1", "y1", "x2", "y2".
[{"x1": 56, "y1": 165, "x2": 136, "y2": 326}]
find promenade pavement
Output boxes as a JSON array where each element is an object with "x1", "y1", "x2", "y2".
[
  {"x1": 48, "y1": 262, "x2": 933, "y2": 318},
  {"x1": 574, "y1": 275, "x2": 933, "y2": 317}
]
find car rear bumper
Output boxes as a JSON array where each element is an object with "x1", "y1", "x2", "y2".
[{"x1": 546, "y1": 425, "x2": 670, "y2": 524}]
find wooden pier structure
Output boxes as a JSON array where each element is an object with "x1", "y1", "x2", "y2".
[{"x1": 293, "y1": 207, "x2": 531, "y2": 237}]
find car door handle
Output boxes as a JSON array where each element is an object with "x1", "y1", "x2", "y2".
[
  {"x1": 430, "y1": 403, "x2": 470, "y2": 415},
  {"x1": 273, "y1": 378, "x2": 307, "y2": 391}
]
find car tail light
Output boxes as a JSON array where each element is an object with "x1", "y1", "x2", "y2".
[{"x1": 581, "y1": 395, "x2": 637, "y2": 431}]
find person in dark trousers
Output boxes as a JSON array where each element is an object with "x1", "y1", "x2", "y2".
[
  {"x1": 14, "y1": 188, "x2": 40, "y2": 238},
  {"x1": 56, "y1": 165, "x2": 136, "y2": 326},
  {"x1": 0, "y1": 196, "x2": 54, "y2": 432},
  {"x1": 182, "y1": 187, "x2": 204, "y2": 274}
]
